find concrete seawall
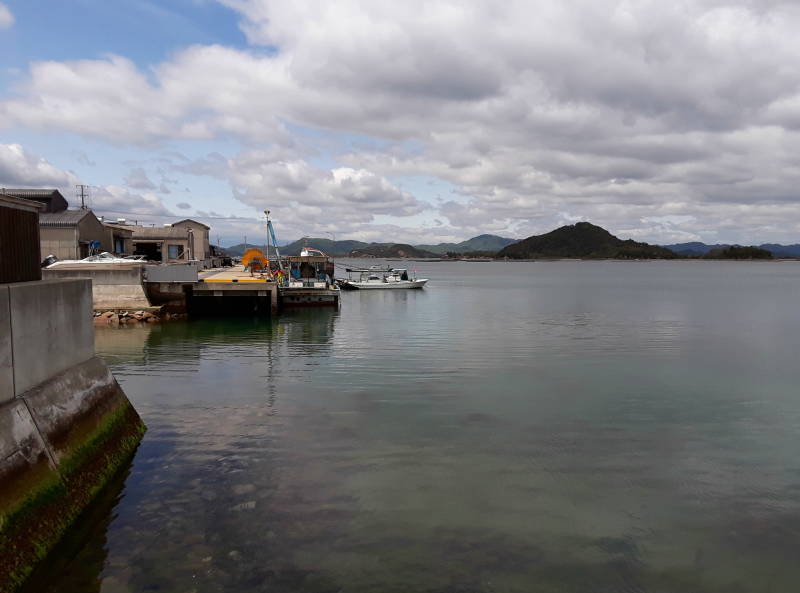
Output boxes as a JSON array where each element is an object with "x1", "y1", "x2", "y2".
[
  {"x1": 0, "y1": 279, "x2": 145, "y2": 593},
  {"x1": 42, "y1": 264, "x2": 152, "y2": 310}
]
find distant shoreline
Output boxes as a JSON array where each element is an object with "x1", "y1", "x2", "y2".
[{"x1": 342, "y1": 256, "x2": 800, "y2": 262}]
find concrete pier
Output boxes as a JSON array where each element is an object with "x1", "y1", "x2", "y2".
[
  {"x1": 0, "y1": 279, "x2": 144, "y2": 593},
  {"x1": 192, "y1": 268, "x2": 278, "y2": 316},
  {"x1": 145, "y1": 266, "x2": 279, "y2": 316}
]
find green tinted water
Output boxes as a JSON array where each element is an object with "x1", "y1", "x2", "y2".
[{"x1": 30, "y1": 261, "x2": 800, "y2": 592}]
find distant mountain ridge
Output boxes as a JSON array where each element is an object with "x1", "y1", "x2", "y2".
[
  {"x1": 663, "y1": 242, "x2": 800, "y2": 257},
  {"x1": 224, "y1": 234, "x2": 514, "y2": 257},
  {"x1": 416, "y1": 234, "x2": 516, "y2": 254},
  {"x1": 350, "y1": 244, "x2": 439, "y2": 258},
  {"x1": 224, "y1": 239, "x2": 369, "y2": 257},
  {"x1": 223, "y1": 232, "x2": 800, "y2": 260},
  {"x1": 498, "y1": 222, "x2": 678, "y2": 259}
]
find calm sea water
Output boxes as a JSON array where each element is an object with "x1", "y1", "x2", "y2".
[{"x1": 28, "y1": 261, "x2": 800, "y2": 593}]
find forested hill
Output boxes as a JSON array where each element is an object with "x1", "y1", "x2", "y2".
[
  {"x1": 349, "y1": 244, "x2": 439, "y2": 258},
  {"x1": 497, "y1": 222, "x2": 679, "y2": 259},
  {"x1": 416, "y1": 234, "x2": 516, "y2": 254}
]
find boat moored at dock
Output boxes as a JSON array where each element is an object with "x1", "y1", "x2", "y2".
[
  {"x1": 278, "y1": 246, "x2": 340, "y2": 307},
  {"x1": 340, "y1": 266, "x2": 428, "y2": 290}
]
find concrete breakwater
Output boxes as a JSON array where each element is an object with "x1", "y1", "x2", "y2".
[{"x1": 0, "y1": 279, "x2": 145, "y2": 593}]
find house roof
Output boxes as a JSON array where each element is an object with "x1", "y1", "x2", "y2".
[
  {"x1": 39, "y1": 209, "x2": 93, "y2": 227},
  {"x1": 1, "y1": 188, "x2": 64, "y2": 200},
  {"x1": 0, "y1": 194, "x2": 44, "y2": 212},
  {"x1": 102, "y1": 222, "x2": 134, "y2": 234},
  {"x1": 172, "y1": 218, "x2": 210, "y2": 230},
  {"x1": 3, "y1": 188, "x2": 69, "y2": 213}
]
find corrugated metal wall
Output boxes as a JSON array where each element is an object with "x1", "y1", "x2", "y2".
[{"x1": 0, "y1": 205, "x2": 41, "y2": 283}]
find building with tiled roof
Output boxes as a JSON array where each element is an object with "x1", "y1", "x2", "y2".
[
  {"x1": 1, "y1": 188, "x2": 68, "y2": 213},
  {"x1": 38, "y1": 209, "x2": 110, "y2": 260}
]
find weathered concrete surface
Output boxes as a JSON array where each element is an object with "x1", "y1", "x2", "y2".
[
  {"x1": 21, "y1": 357, "x2": 131, "y2": 464},
  {"x1": 7, "y1": 279, "x2": 94, "y2": 396},
  {"x1": 143, "y1": 281, "x2": 189, "y2": 312},
  {"x1": 144, "y1": 262, "x2": 200, "y2": 282},
  {"x1": 42, "y1": 265, "x2": 152, "y2": 310},
  {"x1": 192, "y1": 277, "x2": 279, "y2": 316},
  {"x1": 0, "y1": 399, "x2": 57, "y2": 525},
  {"x1": 0, "y1": 279, "x2": 145, "y2": 593},
  {"x1": 0, "y1": 285, "x2": 13, "y2": 403}
]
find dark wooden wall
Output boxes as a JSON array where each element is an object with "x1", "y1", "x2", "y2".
[{"x1": 0, "y1": 205, "x2": 41, "y2": 283}]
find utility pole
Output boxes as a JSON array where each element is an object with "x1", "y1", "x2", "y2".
[{"x1": 76, "y1": 184, "x2": 90, "y2": 209}]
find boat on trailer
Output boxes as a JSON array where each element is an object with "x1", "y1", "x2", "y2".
[{"x1": 340, "y1": 266, "x2": 428, "y2": 290}]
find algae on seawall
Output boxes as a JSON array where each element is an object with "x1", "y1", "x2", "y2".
[{"x1": 0, "y1": 359, "x2": 146, "y2": 593}]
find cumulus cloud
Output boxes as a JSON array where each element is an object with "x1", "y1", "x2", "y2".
[
  {"x1": 0, "y1": 3, "x2": 13, "y2": 30},
  {"x1": 0, "y1": 143, "x2": 173, "y2": 220},
  {"x1": 0, "y1": 143, "x2": 79, "y2": 189},
  {"x1": 226, "y1": 151, "x2": 426, "y2": 239},
  {"x1": 4, "y1": 1, "x2": 800, "y2": 241},
  {"x1": 176, "y1": 201, "x2": 191, "y2": 209}
]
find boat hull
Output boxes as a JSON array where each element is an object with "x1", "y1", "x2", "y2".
[
  {"x1": 341, "y1": 279, "x2": 428, "y2": 290},
  {"x1": 279, "y1": 286, "x2": 341, "y2": 307}
]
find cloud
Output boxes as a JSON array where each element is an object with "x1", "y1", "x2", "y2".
[
  {"x1": 226, "y1": 151, "x2": 426, "y2": 239},
  {"x1": 124, "y1": 167, "x2": 158, "y2": 190},
  {"x1": 0, "y1": 143, "x2": 174, "y2": 221},
  {"x1": 0, "y1": 3, "x2": 13, "y2": 30},
  {"x1": 89, "y1": 185, "x2": 173, "y2": 217},
  {"x1": 176, "y1": 202, "x2": 191, "y2": 209},
  {"x1": 3, "y1": 1, "x2": 800, "y2": 242},
  {"x1": 0, "y1": 143, "x2": 79, "y2": 189}
]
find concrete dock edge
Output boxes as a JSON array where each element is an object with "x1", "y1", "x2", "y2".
[{"x1": 0, "y1": 279, "x2": 145, "y2": 593}]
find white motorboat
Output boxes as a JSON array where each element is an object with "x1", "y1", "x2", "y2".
[
  {"x1": 340, "y1": 267, "x2": 428, "y2": 290},
  {"x1": 45, "y1": 252, "x2": 148, "y2": 267}
]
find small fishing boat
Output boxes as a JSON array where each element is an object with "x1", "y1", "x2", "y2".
[
  {"x1": 340, "y1": 267, "x2": 428, "y2": 290},
  {"x1": 45, "y1": 252, "x2": 148, "y2": 267}
]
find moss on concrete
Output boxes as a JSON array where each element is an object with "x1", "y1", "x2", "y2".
[{"x1": 0, "y1": 401, "x2": 145, "y2": 593}]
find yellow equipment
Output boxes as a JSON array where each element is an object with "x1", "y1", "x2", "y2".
[{"x1": 242, "y1": 248, "x2": 269, "y2": 274}]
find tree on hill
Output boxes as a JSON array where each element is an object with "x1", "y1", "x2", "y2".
[
  {"x1": 497, "y1": 222, "x2": 679, "y2": 259},
  {"x1": 704, "y1": 246, "x2": 773, "y2": 260}
]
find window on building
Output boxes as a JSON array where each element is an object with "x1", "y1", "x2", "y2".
[{"x1": 168, "y1": 244, "x2": 185, "y2": 259}]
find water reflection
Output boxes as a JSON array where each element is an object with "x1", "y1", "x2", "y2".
[{"x1": 33, "y1": 263, "x2": 800, "y2": 592}]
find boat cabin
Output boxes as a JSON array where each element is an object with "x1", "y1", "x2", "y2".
[{"x1": 281, "y1": 252, "x2": 335, "y2": 288}]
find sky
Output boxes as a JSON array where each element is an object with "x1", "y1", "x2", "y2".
[{"x1": 2, "y1": 0, "x2": 800, "y2": 246}]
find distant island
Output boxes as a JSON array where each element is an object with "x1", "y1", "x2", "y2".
[
  {"x1": 704, "y1": 246, "x2": 773, "y2": 260},
  {"x1": 663, "y1": 241, "x2": 800, "y2": 257},
  {"x1": 497, "y1": 222, "x2": 678, "y2": 260},
  {"x1": 222, "y1": 223, "x2": 795, "y2": 260}
]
